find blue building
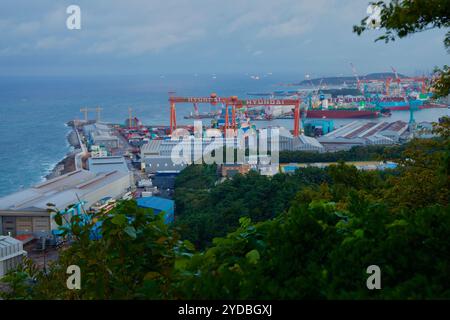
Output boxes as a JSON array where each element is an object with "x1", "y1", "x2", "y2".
[{"x1": 137, "y1": 197, "x2": 174, "y2": 224}]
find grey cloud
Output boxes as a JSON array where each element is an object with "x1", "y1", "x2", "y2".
[{"x1": 0, "y1": 0, "x2": 447, "y2": 75}]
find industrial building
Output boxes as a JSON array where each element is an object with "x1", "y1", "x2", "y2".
[
  {"x1": 262, "y1": 127, "x2": 324, "y2": 152},
  {"x1": 0, "y1": 169, "x2": 132, "y2": 237},
  {"x1": 221, "y1": 164, "x2": 252, "y2": 177},
  {"x1": 151, "y1": 171, "x2": 179, "y2": 190},
  {"x1": 140, "y1": 136, "x2": 242, "y2": 173},
  {"x1": 84, "y1": 123, "x2": 119, "y2": 151},
  {"x1": 88, "y1": 156, "x2": 130, "y2": 174},
  {"x1": 144, "y1": 156, "x2": 188, "y2": 174},
  {"x1": 90, "y1": 145, "x2": 108, "y2": 158},
  {"x1": 318, "y1": 120, "x2": 409, "y2": 151},
  {"x1": 0, "y1": 236, "x2": 27, "y2": 278},
  {"x1": 140, "y1": 128, "x2": 324, "y2": 174}
]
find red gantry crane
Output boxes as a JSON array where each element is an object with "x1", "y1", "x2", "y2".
[{"x1": 169, "y1": 93, "x2": 302, "y2": 137}]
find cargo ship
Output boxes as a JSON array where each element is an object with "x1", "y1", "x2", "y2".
[
  {"x1": 377, "y1": 100, "x2": 410, "y2": 111},
  {"x1": 303, "y1": 108, "x2": 380, "y2": 119},
  {"x1": 377, "y1": 99, "x2": 447, "y2": 111}
]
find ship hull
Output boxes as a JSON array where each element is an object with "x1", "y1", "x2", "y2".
[
  {"x1": 381, "y1": 103, "x2": 447, "y2": 111},
  {"x1": 420, "y1": 103, "x2": 448, "y2": 109},
  {"x1": 305, "y1": 109, "x2": 379, "y2": 119},
  {"x1": 384, "y1": 105, "x2": 410, "y2": 111}
]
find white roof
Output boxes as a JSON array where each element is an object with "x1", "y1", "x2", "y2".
[
  {"x1": 260, "y1": 126, "x2": 293, "y2": 138},
  {"x1": 0, "y1": 169, "x2": 129, "y2": 211},
  {"x1": 141, "y1": 140, "x2": 164, "y2": 154},
  {"x1": 88, "y1": 156, "x2": 129, "y2": 174},
  {"x1": 0, "y1": 236, "x2": 25, "y2": 260},
  {"x1": 323, "y1": 121, "x2": 408, "y2": 141},
  {"x1": 297, "y1": 135, "x2": 324, "y2": 148}
]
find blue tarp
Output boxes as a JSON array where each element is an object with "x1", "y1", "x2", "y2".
[{"x1": 137, "y1": 196, "x2": 174, "y2": 223}]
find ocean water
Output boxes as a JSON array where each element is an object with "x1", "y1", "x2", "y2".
[{"x1": 0, "y1": 74, "x2": 448, "y2": 197}]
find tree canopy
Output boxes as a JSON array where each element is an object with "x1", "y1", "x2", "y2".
[{"x1": 1, "y1": 118, "x2": 449, "y2": 299}]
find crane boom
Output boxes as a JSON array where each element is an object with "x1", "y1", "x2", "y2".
[{"x1": 349, "y1": 62, "x2": 361, "y2": 92}]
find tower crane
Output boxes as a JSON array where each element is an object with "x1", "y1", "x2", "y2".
[
  {"x1": 349, "y1": 62, "x2": 362, "y2": 93},
  {"x1": 391, "y1": 66, "x2": 403, "y2": 96},
  {"x1": 80, "y1": 108, "x2": 89, "y2": 122},
  {"x1": 95, "y1": 107, "x2": 103, "y2": 122}
]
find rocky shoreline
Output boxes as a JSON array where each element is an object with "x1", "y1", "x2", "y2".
[{"x1": 45, "y1": 127, "x2": 81, "y2": 180}]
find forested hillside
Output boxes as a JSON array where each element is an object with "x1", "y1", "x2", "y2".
[{"x1": 1, "y1": 118, "x2": 449, "y2": 300}]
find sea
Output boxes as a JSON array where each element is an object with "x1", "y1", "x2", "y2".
[{"x1": 0, "y1": 74, "x2": 448, "y2": 197}]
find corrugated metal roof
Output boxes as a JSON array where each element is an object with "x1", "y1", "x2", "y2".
[
  {"x1": 141, "y1": 140, "x2": 164, "y2": 154},
  {"x1": 0, "y1": 170, "x2": 129, "y2": 211},
  {"x1": 298, "y1": 135, "x2": 324, "y2": 149},
  {"x1": 88, "y1": 156, "x2": 129, "y2": 174},
  {"x1": 382, "y1": 120, "x2": 408, "y2": 133}
]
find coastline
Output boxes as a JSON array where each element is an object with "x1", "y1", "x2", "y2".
[{"x1": 45, "y1": 124, "x2": 81, "y2": 180}]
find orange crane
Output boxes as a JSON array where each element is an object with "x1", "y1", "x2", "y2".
[
  {"x1": 169, "y1": 93, "x2": 302, "y2": 137},
  {"x1": 400, "y1": 77, "x2": 428, "y2": 94}
]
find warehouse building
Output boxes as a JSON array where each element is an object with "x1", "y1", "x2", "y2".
[
  {"x1": 90, "y1": 131, "x2": 119, "y2": 150},
  {"x1": 262, "y1": 127, "x2": 324, "y2": 152},
  {"x1": 144, "y1": 156, "x2": 188, "y2": 174},
  {"x1": 221, "y1": 164, "x2": 252, "y2": 177},
  {"x1": 318, "y1": 120, "x2": 409, "y2": 151},
  {"x1": 140, "y1": 137, "x2": 241, "y2": 172},
  {"x1": 295, "y1": 134, "x2": 326, "y2": 152},
  {"x1": 0, "y1": 169, "x2": 132, "y2": 237},
  {"x1": 88, "y1": 156, "x2": 130, "y2": 174},
  {"x1": 84, "y1": 123, "x2": 119, "y2": 151},
  {"x1": 141, "y1": 128, "x2": 324, "y2": 172}
]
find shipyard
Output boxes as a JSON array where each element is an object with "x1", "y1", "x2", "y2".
[
  {"x1": 1, "y1": 0, "x2": 450, "y2": 305},
  {"x1": 1, "y1": 70, "x2": 448, "y2": 263}
]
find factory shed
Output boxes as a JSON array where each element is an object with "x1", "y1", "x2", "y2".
[
  {"x1": 0, "y1": 169, "x2": 132, "y2": 237},
  {"x1": 318, "y1": 120, "x2": 408, "y2": 151},
  {"x1": 88, "y1": 156, "x2": 130, "y2": 174},
  {"x1": 144, "y1": 156, "x2": 187, "y2": 174},
  {"x1": 294, "y1": 135, "x2": 324, "y2": 152},
  {"x1": 136, "y1": 197, "x2": 174, "y2": 224}
]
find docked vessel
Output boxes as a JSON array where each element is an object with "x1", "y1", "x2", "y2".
[
  {"x1": 377, "y1": 101, "x2": 410, "y2": 111},
  {"x1": 304, "y1": 109, "x2": 379, "y2": 119}
]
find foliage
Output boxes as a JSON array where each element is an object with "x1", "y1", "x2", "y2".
[
  {"x1": 432, "y1": 65, "x2": 450, "y2": 98},
  {"x1": 279, "y1": 144, "x2": 405, "y2": 163},
  {"x1": 353, "y1": 0, "x2": 450, "y2": 49},
  {"x1": 2, "y1": 119, "x2": 450, "y2": 300},
  {"x1": 1, "y1": 201, "x2": 194, "y2": 299},
  {"x1": 174, "y1": 166, "x2": 331, "y2": 248}
]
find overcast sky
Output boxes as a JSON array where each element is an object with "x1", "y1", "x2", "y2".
[{"x1": 0, "y1": 0, "x2": 448, "y2": 77}]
